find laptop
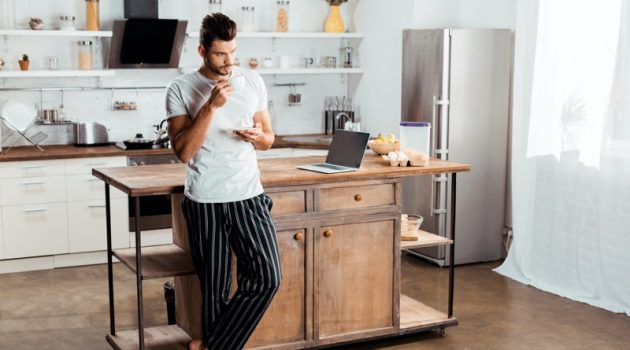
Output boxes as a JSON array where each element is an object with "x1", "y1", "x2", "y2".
[{"x1": 296, "y1": 130, "x2": 370, "y2": 174}]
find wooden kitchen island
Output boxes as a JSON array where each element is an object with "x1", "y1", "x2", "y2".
[{"x1": 92, "y1": 153, "x2": 470, "y2": 350}]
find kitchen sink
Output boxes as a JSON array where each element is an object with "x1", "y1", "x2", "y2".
[{"x1": 282, "y1": 135, "x2": 333, "y2": 144}]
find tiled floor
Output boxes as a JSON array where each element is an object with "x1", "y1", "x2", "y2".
[{"x1": 0, "y1": 255, "x2": 629, "y2": 350}]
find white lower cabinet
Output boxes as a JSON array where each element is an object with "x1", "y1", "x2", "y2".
[
  {"x1": 2, "y1": 203, "x2": 68, "y2": 259},
  {"x1": 0, "y1": 176, "x2": 67, "y2": 206},
  {"x1": 66, "y1": 174, "x2": 127, "y2": 201},
  {"x1": 67, "y1": 198, "x2": 128, "y2": 253},
  {"x1": 0, "y1": 156, "x2": 130, "y2": 268},
  {"x1": 0, "y1": 207, "x2": 3, "y2": 259}
]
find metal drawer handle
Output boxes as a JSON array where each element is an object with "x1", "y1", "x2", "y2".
[
  {"x1": 294, "y1": 232, "x2": 304, "y2": 241},
  {"x1": 88, "y1": 178, "x2": 102, "y2": 182},
  {"x1": 323, "y1": 229, "x2": 333, "y2": 238},
  {"x1": 22, "y1": 165, "x2": 44, "y2": 170},
  {"x1": 88, "y1": 204, "x2": 106, "y2": 208},
  {"x1": 354, "y1": 194, "x2": 363, "y2": 202},
  {"x1": 87, "y1": 163, "x2": 107, "y2": 167},
  {"x1": 24, "y1": 208, "x2": 47, "y2": 213},
  {"x1": 22, "y1": 181, "x2": 45, "y2": 186}
]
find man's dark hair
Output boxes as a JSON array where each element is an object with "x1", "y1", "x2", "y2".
[{"x1": 200, "y1": 13, "x2": 237, "y2": 52}]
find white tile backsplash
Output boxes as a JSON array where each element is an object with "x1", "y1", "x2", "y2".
[{"x1": 0, "y1": 0, "x2": 353, "y2": 147}]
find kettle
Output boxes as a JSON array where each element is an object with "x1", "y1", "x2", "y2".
[
  {"x1": 153, "y1": 118, "x2": 170, "y2": 148},
  {"x1": 75, "y1": 122, "x2": 110, "y2": 146}
]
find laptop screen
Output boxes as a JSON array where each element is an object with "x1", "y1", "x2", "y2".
[{"x1": 325, "y1": 130, "x2": 371, "y2": 168}]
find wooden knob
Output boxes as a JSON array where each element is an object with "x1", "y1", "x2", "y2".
[
  {"x1": 323, "y1": 229, "x2": 333, "y2": 238},
  {"x1": 354, "y1": 194, "x2": 363, "y2": 201},
  {"x1": 294, "y1": 232, "x2": 304, "y2": 241}
]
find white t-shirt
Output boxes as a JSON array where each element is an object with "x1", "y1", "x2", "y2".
[{"x1": 165, "y1": 67, "x2": 267, "y2": 203}]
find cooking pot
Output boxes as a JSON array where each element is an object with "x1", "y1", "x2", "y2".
[
  {"x1": 123, "y1": 133, "x2": 155, "y2": 149},
  {"x1": 75, "y1": 122, "x2": 110, "y2": 146}
]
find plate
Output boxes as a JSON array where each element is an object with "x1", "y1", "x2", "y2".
[{"x1": 1, "y1": 100, "x2": 37, "y2": 132}]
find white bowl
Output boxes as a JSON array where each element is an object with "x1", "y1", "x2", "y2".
[{"x1": 368, "y1": 140, "x2": 400, "y2": 155}]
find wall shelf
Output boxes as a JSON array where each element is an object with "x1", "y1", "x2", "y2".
[
  {"x1": 178, "y1": 67, "x2": 362, "y2": 75},
  {"x1": 258, "y1": 68, "x2": 363, "y2": 75},
  {"x1": 0, "y1": 70, "x2": 115, "y2": 78},
  {"x1": 186, "y1": 32, "x2": 364, "y2": 39},
  {"x1": 0, "y1": 29, "x2": 113, "y2": 37}
]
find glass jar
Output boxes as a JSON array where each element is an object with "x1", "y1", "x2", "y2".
[
  {"x1": 240, "y1": 6, "x2": 255, "y2": 32},
  {"x1": 48, "y1": 57, "x2": 59, "y2": 70},
  {"x1": 78, "y1": 41, "x2": 93, "y2": 70},
  {"x1": 208, "y1": 0, "x2": 222, "y2": 14},
  {"x1": 85, "y1": 0, "x2": 100, "y2": 31},
  {"x1": 276, "y1": 1, "x2": 290, "y2": 32},
  {"x1": 59, "y1": 16, "x2": 76, "y2": 31},
  {"x1": 248, "y1": 57, "x2": 258, "y2": 69}
]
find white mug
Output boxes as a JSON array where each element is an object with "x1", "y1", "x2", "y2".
[
  {"x1": 279, "y1": 56, "x2": 292, "y2": 69},
  {"x1": 229, "y1": 75, "x2": 245, "y2": 90}
]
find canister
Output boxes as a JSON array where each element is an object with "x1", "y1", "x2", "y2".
[
  {"x1": 78, "y1": 40, "x2": 93, "y2": 70},
  {"x1": 400, "y1": 121, "x2": 431, "y2": 166}
]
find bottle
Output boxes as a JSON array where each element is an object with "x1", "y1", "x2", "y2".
[
  {"x1": 78, "y1": 40, "x2": 93, "y2": 70},
  {"x1": 276, "y1": 1, "x2": 290, "y2": 32},
  {"x1": 240, "y1": 6, "x2": 255, "y2": 32},
  {"x1": 85, "y1": 0, "x2": 100, "y2": 31},
  {"x1": 208, "y1": 0, "x2": 222, "y2": 14}
]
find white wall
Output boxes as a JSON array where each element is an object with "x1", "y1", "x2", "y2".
[
  {"x1": 354, "y1": 0, "x2": 516, "y2": 136},
  {"x1": 0, "y1": 0, "x2": 517, "y2": 146}
]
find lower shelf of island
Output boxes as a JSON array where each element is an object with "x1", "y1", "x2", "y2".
[
  {"x1": 112, "y1": 245, "x2": 195, "y2": 280},
  {"x1": 106, "y1": 325, "x2": 191, "y2": 350},
  {"x1": 399, "y1": 294, "x2": 458, "y2": 333},
  {"x1": 400, "y1": 230, "x2": 453, "y2": 250}
]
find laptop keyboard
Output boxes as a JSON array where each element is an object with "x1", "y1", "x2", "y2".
[{"x1": 314, "y1": 163, "x2": 349, "y2": 170}]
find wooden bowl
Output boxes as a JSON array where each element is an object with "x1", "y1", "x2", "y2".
[{"x1": 367, "y1": 140, "x2": 400, "y2": 155}]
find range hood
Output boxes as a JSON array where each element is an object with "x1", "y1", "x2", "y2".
[{"x1": 108, "y1": 0, "x2": 187, "y2": 69}]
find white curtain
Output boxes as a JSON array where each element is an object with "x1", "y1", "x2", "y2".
[{"x1": 495, "y1": 0, "x2": 630, "y2": 315}]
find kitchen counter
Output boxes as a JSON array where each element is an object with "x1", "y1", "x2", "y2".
[
  {"x1": 92, "y1": 154, "x2": 469, "y2": 196},
  {"x1": 0, "y1": 135, "x2": 330, "y2": 162},
  {"x1": 0, "y1": 144, "x2": 173, "y2": 162},
  {"x1": 94, "y1": 156, "x2": 470, "y2": 350}
]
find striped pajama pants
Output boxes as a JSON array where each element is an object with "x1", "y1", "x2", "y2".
[{"x1": 182, "y1": 193, "x2": 282, "y2": 350}]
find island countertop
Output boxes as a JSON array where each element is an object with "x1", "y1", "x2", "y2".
[{"x1": 92, "y1": 154, "x2": 470, "y2": 196}]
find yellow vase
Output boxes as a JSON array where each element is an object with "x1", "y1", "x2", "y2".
[{"x1": 324, "y1": 5, "x2": 344, "y2": 33}]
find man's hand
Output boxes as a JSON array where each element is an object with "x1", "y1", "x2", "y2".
[
  {"x1": 234, "y1": 122, "x2": 263, "y2": 144},
  {"x1": 198, "y1": 80, "x2": 232, "y2": 117}
]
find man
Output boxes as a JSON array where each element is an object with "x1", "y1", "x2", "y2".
[{"x1": 165, "y1": 13, "x2": 281, "y2": 350}]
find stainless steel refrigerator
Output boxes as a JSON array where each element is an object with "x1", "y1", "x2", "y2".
[{"x1": 401, "y1": 28, "x2": 513, "y2": 265}]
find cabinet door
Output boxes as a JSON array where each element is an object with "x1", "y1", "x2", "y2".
[
  {"x1": 316, "y1": 220, "x2": 395, "y2": 340},
  {"x1": 0, "y1": 208, "x2": 4, "y2": 259},
  {"x1": 67, "y1": 198, "x2": 128, "y2": 253},
  {"x1": 3, "y1": 203, "x2": 68, "y2": 259},
  {"x1": 245, "y1": 227, "x2": 309, "y2": 349}
]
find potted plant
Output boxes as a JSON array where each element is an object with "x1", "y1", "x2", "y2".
[
  {"x1": 324, "y1": 0, "x2": 348, "y2": 33},
  {"x1": 18, "y1": 54, "x2": 29, "y2": 71}
]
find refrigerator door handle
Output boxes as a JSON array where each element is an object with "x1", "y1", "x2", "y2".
[
  {"x1": 432, "y1": 96, "x2": 450, "y2": 158},
  {"x1": 431, "y1": 96, "x2": 437, "y2": 158},
  {"x1": 431, "y1": 174, "x2": 448, "y2": 216}
]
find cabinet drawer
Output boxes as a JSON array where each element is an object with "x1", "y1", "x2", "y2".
[
  {"x1": 318, "y1": 184, "x2": 395, "y2": 211},
  {"x1": 65, "y1": 156, "x2": 126, "y2": 175},
  {"x1": 268, "y1": 190, "x2": 307, "y2": 216},
  {"x1": 2, "y1": 203, "x2": 68, "y2": 259},
  {"x1": 0, "y1": 176, "x2": 67, "y2": 205},
  {"x1": 0, "y1": 159, "x2": 65, "y2": 179},
  {"x1": 66, "y1": 174, "x2": 127, "y2": 201},
  {"x1": 68, "y1": 199, "x2": 128, "y2": 253}
]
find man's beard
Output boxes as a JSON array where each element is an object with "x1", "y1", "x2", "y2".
[{"x1": 204, "y1": 56, "x2": 231, "y2": 77}]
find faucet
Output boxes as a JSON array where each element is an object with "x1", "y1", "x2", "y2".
[{"x1": 334, "y1": 112, "x2": 352, "y2": 132}]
